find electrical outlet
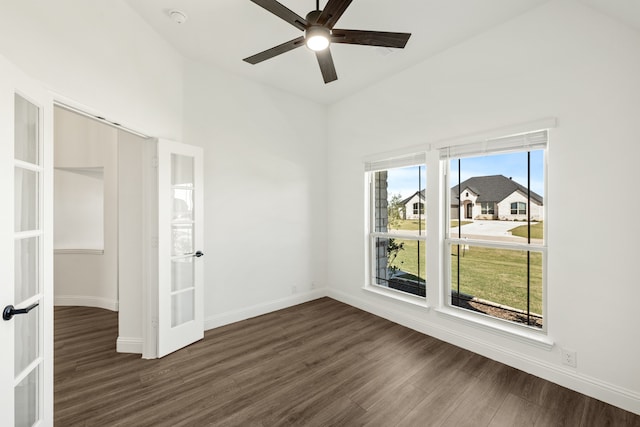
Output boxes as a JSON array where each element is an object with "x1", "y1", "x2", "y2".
[
  {"x1": 292, "y1": 285, "x2": 297, "y2": 294},
  {"x1": 561, "y1": 348, "x2": 577, "y2": 368},
  {"x1": 311, "y1": 282, "x2": 316, "y2": 289}
]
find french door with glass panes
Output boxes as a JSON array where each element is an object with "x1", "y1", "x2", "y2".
[
  {"x1": 0, "y1": 55, "x2": 53, "y2": 426},
  {"x1": 157, "y1": 139, "x2": 204, "y2": 357}
]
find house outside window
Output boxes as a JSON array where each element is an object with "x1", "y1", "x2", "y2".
[
  {"x1": 443, "y1": 130, "x2": 548, "y2": 330},
  {"x1": 365, "y1": 153, "x2": 426, "y2": 298},
  {"x1": 511, "y1": 202, "x2": 526, "y2": 215}
]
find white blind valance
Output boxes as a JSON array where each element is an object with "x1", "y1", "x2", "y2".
[
  {"x1": 440, "y1": 130, "x2": 548, "y2": 160},
  {"x1": 364, "y1": 152, "x2": 426, "y2": 172}
]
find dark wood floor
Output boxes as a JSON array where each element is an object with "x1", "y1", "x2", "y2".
[{"x1": 55, "y1": 298, "x2": 640, "y2": 426}]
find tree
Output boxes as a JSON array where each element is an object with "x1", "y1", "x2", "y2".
[{"x1": 388, "y1": 193, "x2": 404, "y2": 230}]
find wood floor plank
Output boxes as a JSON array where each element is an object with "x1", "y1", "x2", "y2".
[
  {"x1": 54, "y1": 298, "x2": 640, "y2": 426},
  {"x1": 488, "y1": 393, "x2": 541, "y2": 426}
]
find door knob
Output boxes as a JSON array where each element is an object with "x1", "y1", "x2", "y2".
[
  {"x1": 194, "y1": 251, "x2": 204, "y2": 258},
  {"x1": 3, "y1": 302, "x2": 39, "y2": 321}
]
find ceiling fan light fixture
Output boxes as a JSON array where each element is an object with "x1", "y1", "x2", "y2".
[{"x1": 305, "y1": 26, "x2": 330, "y2": 51}]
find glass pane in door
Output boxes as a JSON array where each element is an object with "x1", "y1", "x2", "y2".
[
  {"x1": 15, "y1": 237, "x2": 38, "y2": 303},
  {"x1": 172, "y1": 188, "x2": 193, "y2": 221},
  {"x1": 14, "y1": 168, "x2": 39, "y2": 232},
  {"x1": 14, "y1": 306, "x2": 38, "y2": 376},
  {"x1": 14, "y1": 95, "x2": 39, "y2": 165},
  {"x1": 171, "y1": 154, "x2": 193, "y2": 187},
  {"x1": 15, "y1": 366, "x2": 39, "y2": 427},
  {"x1": 171, "y1": 225, "x2": 193, "y2": 256},
  {"x1": 13, "y1": 93, "x2": 42, "y2": 427},
  {"x1": 171, "y1": 290, "x2": 194, "y2": 327},
  {"x1": 172, "y1": 258, "x2": 194, "y2": 292}
]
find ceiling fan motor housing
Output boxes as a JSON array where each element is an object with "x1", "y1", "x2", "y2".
[{"x1": 305, "y1": 10, "x2": 322, "y2": 24}]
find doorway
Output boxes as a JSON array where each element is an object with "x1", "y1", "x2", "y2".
[{"x1": 53, "y1": 105, "x2": 148, "y2": 354}]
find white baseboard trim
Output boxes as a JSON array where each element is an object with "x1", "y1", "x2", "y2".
[
  {"x1": 55, "y1": 295, "x2": 118, "y2": 311},
  {"x1": 117, "y1": 336, "x2": 143, "y2": 354},
  {"x1": 326, "y1": 288, "x2": 640, "y2": 416},
  {"x1": 204, "y1": 289, "x2": 327, "y2": 331}
]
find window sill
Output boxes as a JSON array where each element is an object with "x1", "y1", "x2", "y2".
[
  {"x1": 435, "y1": 306, "x2": 554, "y2": 351},
  {"x1": 362, "y1": 284, "x2": 430, "y2": 310}
]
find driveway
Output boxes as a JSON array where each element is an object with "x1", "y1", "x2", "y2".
[{"x1": 451, "y1": 220, "x2": 541, "y2": 243}]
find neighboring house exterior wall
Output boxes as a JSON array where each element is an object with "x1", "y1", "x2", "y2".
[
  {"x1": 497, "y1": 191, "x2": 544, "y2": 221},
  {"x1": 402, "y1": 193, "x2": 425, "y2": 220}
]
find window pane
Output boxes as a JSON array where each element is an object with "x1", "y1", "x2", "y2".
[
  {"x1": 172, "y1": 290, "x2": 194, "y2": 327},
  {"x1": 450, "y1": 244, "x2": 543, "y2": 328},
  {"x1": 374, "y1": 165, "x2": 426, "y2": 235},
  {"x1": 14, "y1": 94, "x2": 39, "y2": 165},
  {"x1": 172, "y1": 224, "x2": 193, "y2": 256},
  {"x1": 449, "y1": 151, "x2": 544, "y2": 243},
  {"x1": 15, "y1": 237, "x2": 39, "y2": 303},
  {"x1": 15, "y1": 365, "x2": 39, "y2": 427},
  {"x1": 15, "y1": 305, "x2": 39, "y2": 376},
  {"x1": 15, "y1": 167, "x2": 39, "y2": 232},
  {"x1": 172, "y1": 257, "x2": 194, "y2": 292},
  {"x1": 373, "y1": 237, "x2": 425, "y2": 297},
  {"x1": 172, "y1": 154, "x2": 193, "y2": 188},
  {"x1": 172, "y1": 188, "x2": 193, "y2": 221}
]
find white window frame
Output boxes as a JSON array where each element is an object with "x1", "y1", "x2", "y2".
[
  {"x1": 364, "y1": 152, "x2": 428, "y2": 304},
  {"x1": 442, "y1": 130, "x2": 549, "y2": 334},
  {"x1": 480, "y1": 202, "x2": 495, "y2": 215},
  {"x1": 511, "y1": 201, "x2": 527, "y2": 215}
]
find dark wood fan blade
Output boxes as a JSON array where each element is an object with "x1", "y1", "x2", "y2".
[
  {"x1": 250, "y1": 0, "x2": 308, "y2": 31},
  {"x1": 315, "y1": 48, "x2": 338, "y2": 84},
  {"x1": 331, "y1": 29, "x2": 411, "y2": 48},
  {"x1": 243, "y1": 36, "x2": 305, "y2": 64},
  {"x1": 317, "y1": 0, "x2": 352, "y2": 29}
]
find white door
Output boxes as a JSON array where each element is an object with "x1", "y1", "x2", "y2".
[
  {"x1": 157, "y1": 140, "x2": 204, "y2": 357},
  {"x1": 0, "y1": 56, "x2": 53, "y2": 426}
]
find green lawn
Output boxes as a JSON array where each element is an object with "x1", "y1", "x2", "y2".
[
  {"x1": 384, "y1": 220, "x2": 543, "y2": 315},
  {"x1": 509, "y1": 221, "x2": 544, "y2": 239},
  {"x1": 450, "y1": 245, "x2": 543, "y2": 314},
  {"x1": 390, "y1": 219, "x2": 425, "y2": 231},
  {"x1": 389, "y1": 239, "x2": 426, "y2": 282}
]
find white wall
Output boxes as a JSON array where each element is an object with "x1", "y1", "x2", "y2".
[
  {"x1": 54, "y1": 168, "x2": 104, "y2": 250},
  {"x1": 0, "y1": 0, "x2": 183, "y2": 140},
  {"x1": 117, "y1": 131, "x2": 148, "y2": 353},
  {"x1": 183, "y1": 60, "x2": 327, "y2": 328},
  {"x1": 327, "y1": 0, "x2": 640, "y2": 414},
  {"x1": 54, "y1": 108, "x2": 118, "y2": 310}
]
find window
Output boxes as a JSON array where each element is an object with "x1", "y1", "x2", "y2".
[
  {"x1": 511, "y1": 202, "x2": 526, "y2": 215},
  {"x1": 480, "y1": 202, "x2": 495, "y2": 215},
  {"x1": 366, "y1": 153, "x2": 426, "y2": 298},
  {"x1": 443, "y1": 130, "x2": 547, "y2": 329}
]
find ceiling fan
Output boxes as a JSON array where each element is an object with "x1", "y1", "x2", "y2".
[{"x1": 243, "y1": 0, "x2": 412, "y2": 84}]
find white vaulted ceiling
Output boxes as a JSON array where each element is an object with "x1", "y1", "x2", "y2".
[{"x1": 123, "y1": 0, "x2": 638, "y2": 104}]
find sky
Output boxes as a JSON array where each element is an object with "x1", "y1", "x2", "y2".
[{"x1": 387, "y1": 150, "x2": 545, "y2": 199}]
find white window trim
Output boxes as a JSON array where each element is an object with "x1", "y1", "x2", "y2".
[
  {"x1": 364, "y1": 151, "x2": 428, "y2": 300},
  {"x1": 442, "y1": 129, "x2": 549, "y2": 335},
  {"x1": 360, "y1": 119, "x2": 556, "y2": 349}
]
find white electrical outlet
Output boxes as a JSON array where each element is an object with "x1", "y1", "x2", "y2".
[
  {"x1": 561, "y1": 348, "x2": 577, "y2": 368},
  {"x1": 292, "y1": 285, "x2": 297, "y2": 294}
]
